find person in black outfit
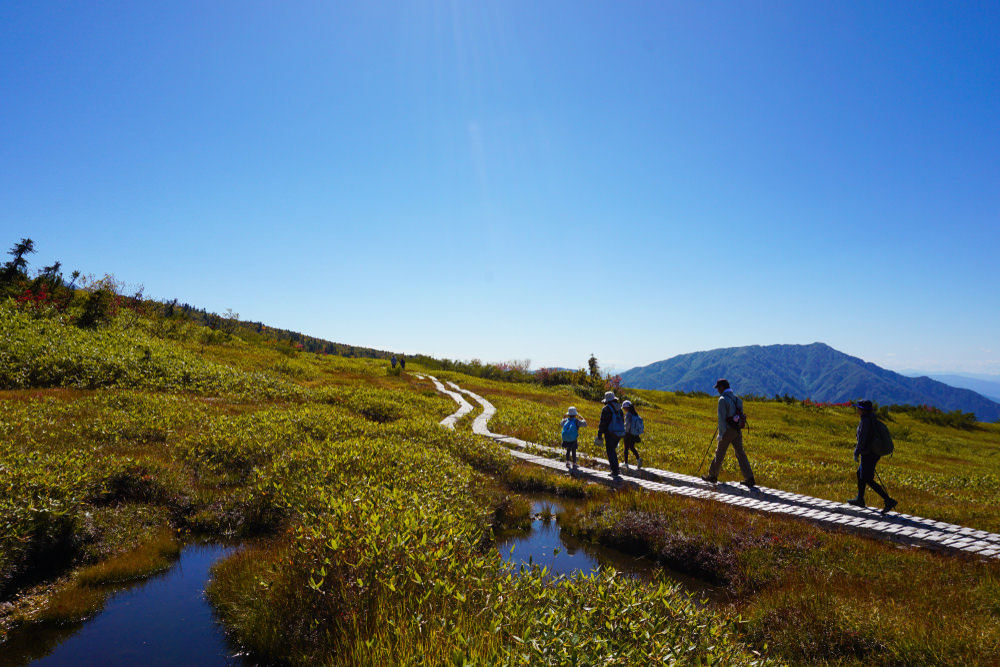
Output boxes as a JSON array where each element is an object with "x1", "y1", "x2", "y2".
[
  {"x1": 846, "y1": 399, "x2": 898, "y2": 513},
  {"x1": 596, "y1": 391, "x2": 623, "y2": 477}
]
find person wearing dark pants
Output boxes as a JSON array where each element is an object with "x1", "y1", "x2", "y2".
[
  {"x1": 621, "y1": 400, "x2": 643, "y2": 468},
  {"x1": 597, "y1": 391, "x2": 623, "y2": 477},
  {"x1": 847, "y1": 400, "x2": 897, "y2": 513},
  {"x1": 702, "y1": 379, "x2": 756, "y2": 488},
  {"x1": 560, "y1": 406, "x2": 587, "y2": 469}
]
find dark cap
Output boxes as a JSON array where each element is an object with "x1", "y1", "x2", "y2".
[
  {"x1": 853, "y1": 399, "x2": 874, "y2": 411},
  {"x1": 714, "y1": 379, "x2": 730, "y2": 390}
]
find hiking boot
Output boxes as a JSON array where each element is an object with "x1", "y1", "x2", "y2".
[
  {"x1": 741, "y1": 477, "x2": 756, "y2": 488},
  {"x1": 701, "y1": 475, "x2": 717, "y2": 484},
  {"x1": 882, "y1": 498, "x2": 898, "y2": 514},
  {"x1": 845, "y1": 497, "x2": 866, "y2": 508},
  {"x1": 636, "y1": 455, "x2": 643, "y2": 469}
]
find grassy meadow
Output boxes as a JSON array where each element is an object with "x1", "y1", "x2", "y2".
[{"x1": 2, "y1": 293, "x2": 1000, "y2": 665}]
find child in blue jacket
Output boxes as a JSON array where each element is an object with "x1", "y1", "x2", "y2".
[{"x1": 560, "y1": 406, "x2": 587, "y2": 468}]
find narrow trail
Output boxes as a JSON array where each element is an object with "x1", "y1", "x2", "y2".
[{"x1": 415, "y1": 374, "x2": 1000, "y2": 561}]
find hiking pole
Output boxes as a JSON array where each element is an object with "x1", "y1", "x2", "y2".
[
  {"x1": 875, "y1": 468, "x2": 891, "y2": 497},
  {"x1": 697, "y1": 429, "x2": 718, "y2": 477}
]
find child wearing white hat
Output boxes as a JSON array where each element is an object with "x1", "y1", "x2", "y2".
[{"x1": 560, "y1": 406, "x2": 587, "y2": 468}]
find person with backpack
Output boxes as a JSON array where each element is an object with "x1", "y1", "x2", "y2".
[
  {"x1": 621, "y1": 400, "x2": 644, "y2": 469},
  {"x1": 701, "y1": 379, "x2": 756, "y2": 488},
  {"x1": 596, "y1": 391, "x2": 624, "y2": 477},
  {"x1": 846, "y1": 399, "x2": 898, "y2": 513},
  {"x1": 560, "y1": 406, "x2": 587, "y2": 468}
]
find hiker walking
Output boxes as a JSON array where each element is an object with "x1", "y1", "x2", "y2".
[
  {"x1": 560, "y1": 406, "x2": 587, "y2": 469},
  {"x1": 596, "y1": 391, "x2": 624, "y2": 477},
  {"x1": 701, "y1": 379, "x2": 756, "y2": 488},
  {"x1": 846, "y1": 399, "x2": 898, "y2": 513},
  {"x1": 622, "y1": 400, "x2": 644, "y2": 469},
  {"x1": 391, "y1": 355, "x2": 397, "y2": 369},
  {"x1": 399, "y1": 355, "x2": 406, "y2": 371}
]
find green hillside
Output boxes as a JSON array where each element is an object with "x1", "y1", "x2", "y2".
[{"x1": 2, "y1": 256, "x2": 1000, "y2": 664}]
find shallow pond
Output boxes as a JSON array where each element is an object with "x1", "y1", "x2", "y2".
[
  {"x1": 4, "y1": 499, "x2": 717, "y2": 666},
  {"x1": 496, "y1": 498, "x2": 719, "y2": 602},
  {"x1": 3, "y1": 543, "x2": 247, "y2": 667}
]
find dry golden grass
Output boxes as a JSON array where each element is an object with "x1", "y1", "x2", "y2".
[{"x1": 75, "y1": 527, "x2": 179, "y2": 587}]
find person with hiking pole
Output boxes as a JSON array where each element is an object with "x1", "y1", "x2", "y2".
[
  {"x1": 701, "y1": 379, "x2": 756, "y2": 488},
  {"x1": 621, "y1": 400, "x2": 644, "y2": 469},
  {"x1": 596, "y1": 391, "x2": 624, "y2": 478},
  {"x1": 846, "y1": 399, "x2": 898, "y2": 513}
]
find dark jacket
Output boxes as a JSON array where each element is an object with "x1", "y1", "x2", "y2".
[
  {"x1": 598, "y1": 401, "x2": 622, "y2": 437},
  {"x1": 855, "y1": 412, "x2": 876, "y2": 459}
]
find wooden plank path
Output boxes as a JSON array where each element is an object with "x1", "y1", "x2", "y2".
[{"x1": 415, "y1": 374, "x2": 1000, "y2": 561}]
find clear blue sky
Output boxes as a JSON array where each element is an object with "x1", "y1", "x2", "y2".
[{"x1": 3, "y1": 2, "x2": 998, "y2": 375}]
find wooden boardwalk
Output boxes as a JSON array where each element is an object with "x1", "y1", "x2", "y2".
[{"x1": 416, "y1": 374, "x2": 1000, "y2": 561}]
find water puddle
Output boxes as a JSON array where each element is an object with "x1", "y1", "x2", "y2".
[
  {"x1": 2, "y1": 543, "x2": 248, "y2": 667},
  {"x1": 496, "y1": 499, "x2": 719, "y2": 602}
]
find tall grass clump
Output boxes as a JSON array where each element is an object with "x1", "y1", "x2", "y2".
[
  {"x1": 211, "y1": 481, "x2": 771, "y2": 666},
  {"x1": 75, "y1": 527, "x2": 179, "y2": 586},
  {"x1": 0, "y1": 446, "x2": 93, "y2": 597}
]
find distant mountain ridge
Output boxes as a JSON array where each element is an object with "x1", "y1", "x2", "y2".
[
  {"x1": 620, "y1": 343, "x2": 1000, "y2": 423},
  {"x1": 899, "y1": 372, "x2": 1000, "y2": 404}
]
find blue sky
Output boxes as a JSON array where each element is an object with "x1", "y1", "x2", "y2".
[{"x1": 3, "y1": 2, "x2": 998, "y2": 375}]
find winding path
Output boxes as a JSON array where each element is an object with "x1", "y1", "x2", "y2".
[{"x1": 415, "y1": 374, "x2": 1000, "y2": 561}]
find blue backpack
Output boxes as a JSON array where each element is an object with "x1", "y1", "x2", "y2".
[
  {"x1": 607, "y1": 405, "x2": 626, "y2": 437},
  {"x1": 628, "y1": 413, "x2": 644, "y2": 436},
  {"x1": 562, "y1": 417, "x2": 579, "y2": 442}
]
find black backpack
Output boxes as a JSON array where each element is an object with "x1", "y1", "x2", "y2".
[{"x1": 871, "y1": 418, "x2": 895, "y2": 456}]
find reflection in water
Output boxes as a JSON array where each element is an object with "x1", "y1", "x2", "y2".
[
  {"x1": 14, "y1": 544, "x2": 248, "y2": 667},
  {"x1": 496, "y1": 503, "x2": 654, "y2": 580},
  {"x1": 496, "y1": 500, "x2": 718, "y2": 601}
]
